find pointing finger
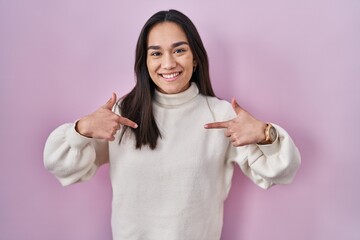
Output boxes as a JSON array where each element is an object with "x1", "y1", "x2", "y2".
[
  {"x1": 204, "y1": 121, "x2": 229, "y2": 129},
  {"x1": 231, "y1": 98, "x2": 242, "y2": 115},
  {"x1": 118, "y1": 116, "x2": 138, "y2": 129}
]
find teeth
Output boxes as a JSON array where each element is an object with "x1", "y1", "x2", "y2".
[{"x1": 162, "y1": 72, "x2": 180, "y2": 79}]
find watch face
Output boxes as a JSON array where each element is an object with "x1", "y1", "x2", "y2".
[{"x1": 269, "y1": 126, "x2": 277, "y2": 142}]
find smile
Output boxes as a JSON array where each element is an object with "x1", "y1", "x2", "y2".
[{"x1": 160, "y1": 72, "x2": 181, "y2": 79}]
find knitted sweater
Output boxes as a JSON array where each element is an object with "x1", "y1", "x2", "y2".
[{"x1": 44, "y1": 83, "x2": 301, "y2": 240}]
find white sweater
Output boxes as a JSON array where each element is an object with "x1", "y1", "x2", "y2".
[{"x1": 44, "y1": 83, "x2": 300, "y2": 240}]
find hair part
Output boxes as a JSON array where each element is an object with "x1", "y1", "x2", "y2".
[{"x1": 119, "y1": 9, "x2": 215, "y2": 149}]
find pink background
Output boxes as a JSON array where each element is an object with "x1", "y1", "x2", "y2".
[{"x1": 1, "y1": 0, "x2": 359, "y2": 239}]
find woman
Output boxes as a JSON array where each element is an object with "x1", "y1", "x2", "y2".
[{"x1": 44, "y1": 9, "x2": 300, "y2": 240}]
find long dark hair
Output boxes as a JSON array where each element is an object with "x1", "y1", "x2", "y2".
[{"x1": 119, "y1": 9, "x2": 215, "y2": 149}]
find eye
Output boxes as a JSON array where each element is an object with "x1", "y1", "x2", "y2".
[
  {"x1": 150, "y1": 51, "x2": 161, "y2": 57},
  {"x1": 174, "y1": 48, "x2": 186, "y2": 54}
]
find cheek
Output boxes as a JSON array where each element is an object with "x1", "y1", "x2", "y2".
[
  {"x1": 183, "y1": 55, "x2": 194, "y2": 69},
  {"x1": 147, "y1": 57, "x2": 161, "y2": 70},
  {"x1": 146, "y1": 60, "x2": 155, "y2": 75}
]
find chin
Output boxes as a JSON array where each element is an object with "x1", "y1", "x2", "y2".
[
  {"x1": 157, "y1": 82, "x2": 190, "y2": 94},
  {"x1": 161, "y1": 88, "x2": 182, "y2": 94}
]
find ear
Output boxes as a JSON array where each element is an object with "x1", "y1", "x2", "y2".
[{"x1": 193, "y1": 60, "x2": 197, "y2": 72}]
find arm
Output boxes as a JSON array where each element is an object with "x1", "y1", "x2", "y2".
[
  {"x1": 43, "y1": 93, "x2": 138, "y2": 186},
  {"x1": 205, "y1": 98, "x2": 301, "y2": 189},
  {"x1": 43, "y1": 123, "x2": 109, "y2": 186},
  {"x1": 237, "y1": 124, "x2": 301, "y2": 189}
]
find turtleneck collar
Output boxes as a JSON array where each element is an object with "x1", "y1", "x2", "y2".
[{"x1": 154, "y1": 82, "x2": 199, "y2": 107}]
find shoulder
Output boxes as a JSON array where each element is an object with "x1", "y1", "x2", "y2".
[{"x1": 200, "y1": 95, "x2": 235, "y2": 122}]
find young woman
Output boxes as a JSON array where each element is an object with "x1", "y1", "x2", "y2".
[{"x1": 44, "y1": 9, "x2": 300, "y2": 240}]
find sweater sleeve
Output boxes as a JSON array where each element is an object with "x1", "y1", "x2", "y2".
[
  {"x1": 43, "y1": 123, "x2": 109, "y2": 186},
  {"x1": 229, "y1": 124, "x2": 301, "y2": 189}
]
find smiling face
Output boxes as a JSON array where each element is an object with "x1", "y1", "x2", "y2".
[{"x1": 146, "y1": 22, "x2": 196, "y2": 94}]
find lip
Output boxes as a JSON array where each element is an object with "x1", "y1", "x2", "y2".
[{"x1": 159, "y1": 71, "x2": 182, "y2": 82}]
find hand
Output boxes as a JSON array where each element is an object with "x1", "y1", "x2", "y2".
[
  {"x1": 76, "y1": 93, "x2": 138, "y2": 141},
  {"x1": 204, "y1": 98, "x2": 266, "y2": 147}
]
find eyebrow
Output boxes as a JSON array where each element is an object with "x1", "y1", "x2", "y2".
[{"x1": 147, "y1": 41, "x2": 189, "y2": 50}]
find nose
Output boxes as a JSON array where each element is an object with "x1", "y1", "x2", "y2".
[{"x1": 161, "y1": 53, "x2": 176, "y2": 69}]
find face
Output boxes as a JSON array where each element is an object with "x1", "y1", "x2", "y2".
[{"x1": 146, "y1": 22, "x2": 196, "y2": 94}]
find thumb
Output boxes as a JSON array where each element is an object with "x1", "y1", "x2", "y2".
[
  {"x1": 231, "y1": 97, "x2": 243, "y2": 115},
  {"x1": 103, "y1": 92, "x2": 117, "y2": 110}
]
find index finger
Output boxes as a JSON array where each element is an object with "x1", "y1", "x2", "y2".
[
  {"x1": 118, "y1": 116, "x2": 138, "y2": 129},
  {"x1": 204, "y1": 121, "x2": 229, "y2": 129}
]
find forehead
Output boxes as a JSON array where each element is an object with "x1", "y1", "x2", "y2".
[{"x1": 147, "y1": 22, "x2": 188, "y2": 46}]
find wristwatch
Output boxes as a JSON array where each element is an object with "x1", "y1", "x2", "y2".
[{"x1": 259, "y1": 123, "x2": 277, "y2": 145}]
